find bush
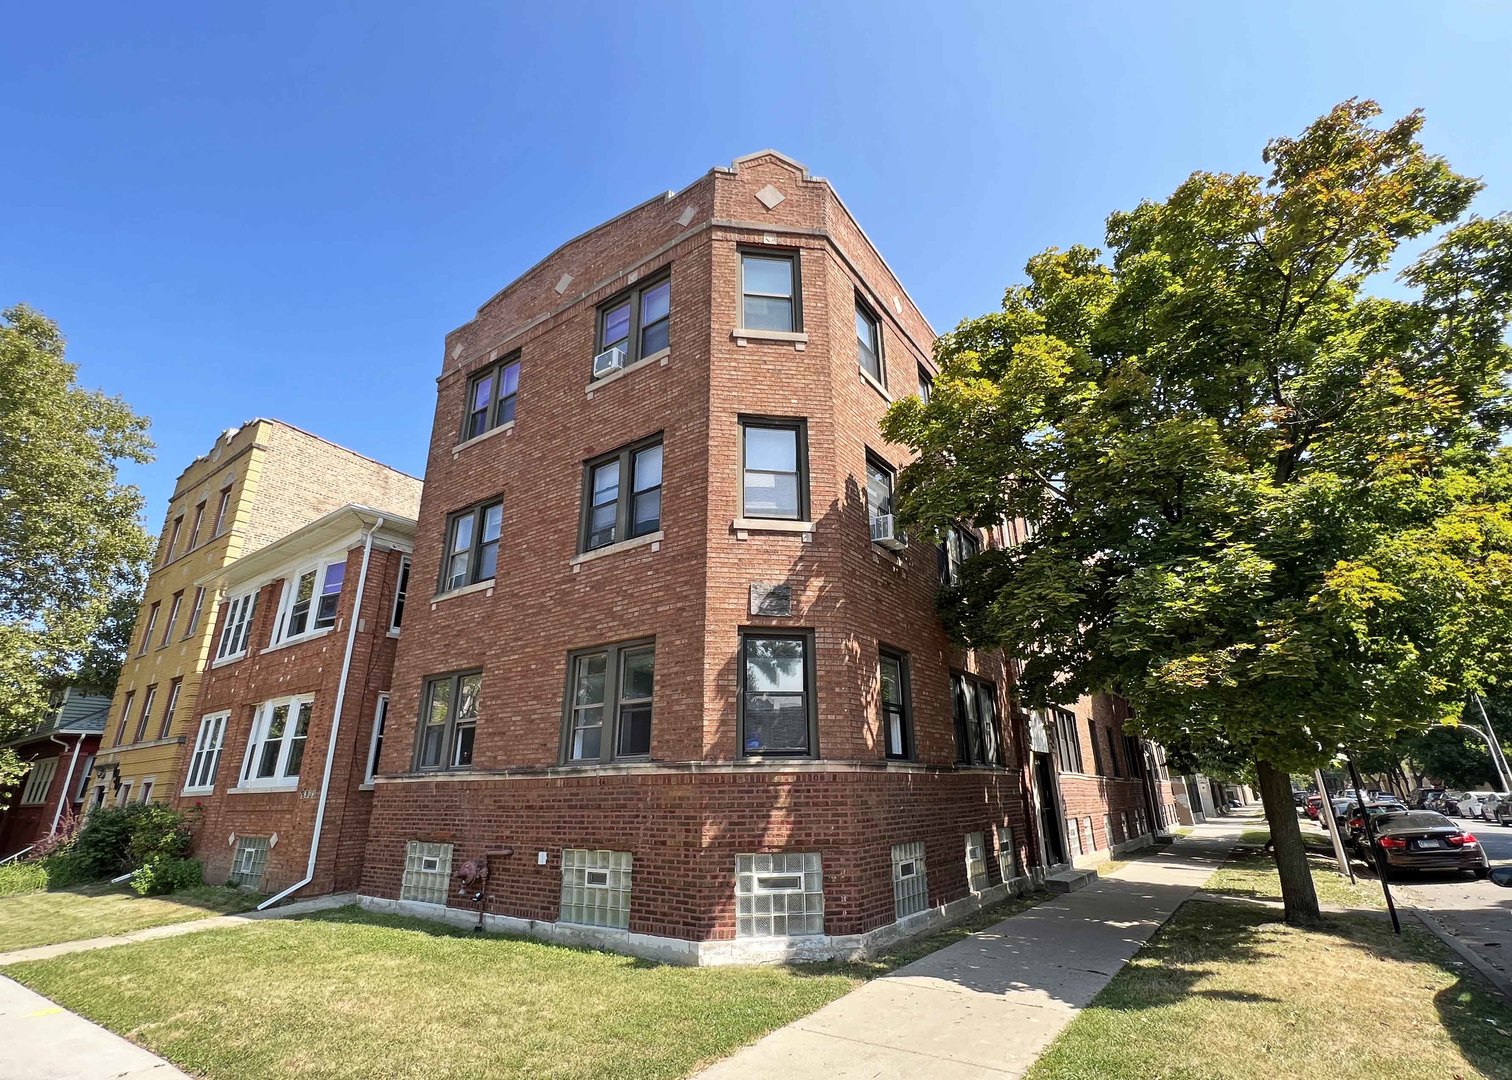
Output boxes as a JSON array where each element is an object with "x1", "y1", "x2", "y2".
[
  {"x1": 0, "y1": 860, "x2": 51, "y2": 897},
  {"x1": 49, "y1": 804, "x2": 198, "y2": 884},
  {"x1": 130, "y1": 856, "x2": 203, "y2": 896}
]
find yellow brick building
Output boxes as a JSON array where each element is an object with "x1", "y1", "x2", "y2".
[{"x1": 88, "y1": 419, "x2": 421, "y2": 807}]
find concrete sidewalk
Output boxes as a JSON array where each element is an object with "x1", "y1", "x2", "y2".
[
  {"x1": 697, "y1": 819, "x2": 1245, "y2": 1079},
  {"x1": 0, "y1": 974, "x2": 190, "y2": 1080}
]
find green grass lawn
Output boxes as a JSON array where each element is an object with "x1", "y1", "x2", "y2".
[
  {"x1": 0, "y1": 883, "x2": 263, "y2": 953},
  {"x1": 1025, "y1": 899, "x2": 1512, "y2": 1080},
  {"x1": 1207, "y1": 824, "x2": 1387, "y2": 909},
  {"x1": 3, "y1": 891, "x2": 1049, "y2": 1079}
]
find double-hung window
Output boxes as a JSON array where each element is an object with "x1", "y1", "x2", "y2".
[
  {"x1": 564, "y1": 640, "x2": 654, "y2": 763},
  {"x1": 138, "y1": 601, "x2": 160, "y2": 655},
  {"x1": 1123, "y1": 734, "x2": 1143, "y2": 777},
  {"x1": 441, "y1": 499, "x2": 503, "y2": 591},
  {"x1": 939, "y1": 524, "x2": 983, "y2": 586},
  {"x1": 596, "y1": 274, "x2": 670, "y2": 373},
  {"x1": 416, "y1": 671, "x2": 481, "y2": 770},
  {"x1": 951, "y1": 673, "x2": 1000, "y2": 767},
  {"x1": 183, "y1": 712, "x2": 228, "y2": 794},
  {"x1": 1106, "y1": 728, "x2": 1122, "y2": 777},
  {"x1": 1052, "y1": 708, "x2": 1083, "y2": 774},
  {"x1": 215, "y1": 592, "x2": 257, "y2": 661},
  {"x1": 187, "y1": 501, "x2": 206, "y2": 550},
  {"x1": 364, "y1": 694, "x2": 388, "y2": 785},
  {"x1": 271, "y1": 558, "x2": 346, "y2": 644},
  {"x1": 184, "y1": 587, "x2": 206, "y2": 639},
  {"x1": 162, "y1": 516, "x2": 183, "y2": 565},
  {"x1": 855, "y1": 297, "x2": 882, "y2": 384},
  {"x1": 917, "y1": 364, "x2": 933, "y2": 402},
  {"x1": 160, "y1": 591, "x2": 183, "y2": 647},
  {"x1": 866, "y1": 453, "x2": 898, "y2": 543},
  {"x1": 390, "y1": 557, "x2": 410, "y2": 632},
  {"x1": 213, "y1": 485, "x2": 232, "y2": 535},
  {"x1": 581, "y1": 437, "x2": 663, "y2": 552},
  {"x1": 133, "y1": 685, "x2": 157, "y2": 743},
  {"x1": 879, "y1": 650, "x2": 912, "y2": 760},
  {"x1": 740, "y1": 632, "x2": 815, "y2": 756},
  {"x1": 240, "y1": 695, "x2": 314, "y2": 789},
  {"x1": 740, "y1": 250, "x2": 799, "y2": 331},
  {"x1": 158, "y1": 677, "x2": 182, "y2": 739},
  {"x1": 1089, "y1": 719, "x2": 1106, "y2": 775},
  {"x1": 115, "y1": 691, "x2": 135, "y2": 746},
  {"x1": 740, "y1": 419, "x2": 807, "y2": 521},
  {"x1": 463, "y1": 354, "x2": 521, "y2": 441}
]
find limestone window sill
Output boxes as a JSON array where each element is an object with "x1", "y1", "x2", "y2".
[
  {"x1": 732, "y1": 518, "x2": 815, "y2": 541},
  {"x1": 453, "y1": 420, "x2": 515, "y2": 457},
  {"x1": 431, "y1": 578, "x2": 495, "y2": 604},
  {"x1": 570, "y1": 531, "x2": 664, "y2": 568},
  {"x1": 585, "y1": 348, "x2": 669, "y2": 396},
  {"x1": 731, "y1": 328, "x2": 808, "y2": 350},
  {"x1": 858, "y1": 366, "x2": 892, "y2": 402}
]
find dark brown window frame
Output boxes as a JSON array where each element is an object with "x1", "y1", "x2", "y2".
[
  {"x1": 951, "y1": 671, "x2": 1001, "y2": 767},
  {"x1": 879, "y1": 646, "x2": 913, "y2": 761},
  {"x1": 594, "y1": 270, "x2": 671, "y2": 375},
  {"x1": 738, "y1": 247, "x2": 803, "y2": 333},
  {"x1": 414, "y1": 669, "x2": 482, "y2": 772},
  {"x1": 855, "y1": 293, "x2": 883, "y2": 385},
  {"x1": 439, "y1": 497, "x2": 503, "y2": 593},
  {"x1": 461, "y1": 353, "x2": 522, "y2": 442},
  {"x1": 578, "y1": 433, "x2": 664, "y2": 553},
  {"x1": 560, "y1": 638, "x2": 656, "y2": 765},
  {"x1": 738, "y1": 628, "x2": 818, "y2": 758},
  {"x1": 739, "y1": 416, "x2": 810, "y2": 522},
  {"x1": 1052, "y1": 707, "x2": 1083, "y2": 775}
]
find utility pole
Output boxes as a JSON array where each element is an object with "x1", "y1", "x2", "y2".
[
  {"x1": 1473, "y1": 695, "x2": 1512, "y2": 791},
  {"x1": 1315, "y1": 768, "x2": 1353, "y2": 883},
  {"x1": 1344, "y1": 748, "x2": 1400, "y2": 935}
]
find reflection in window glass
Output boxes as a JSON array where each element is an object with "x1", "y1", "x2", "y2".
[{"x1": 743, "y1": 636, "x2": 809, "y2": 755}]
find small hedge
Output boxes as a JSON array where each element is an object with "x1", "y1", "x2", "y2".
[
  {"x1": 0, "y1": 860, "x2": 51, "y2": 897},
  {"x1": 131, "y1": 856, "x2": 203, "y2": 896}
]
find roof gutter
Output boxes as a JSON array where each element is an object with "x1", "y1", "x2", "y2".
[
  {"x1": 257, "y1": 516, "x2": 383, "y2": 911},
  {"x1": 48, "y1": 733, "x2": 84, "y2": 837}
]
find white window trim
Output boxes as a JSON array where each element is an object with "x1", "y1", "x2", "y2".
[
  {"x1": 237, "y1": 694, "x2": 315, "y2": 791},
  {"x1": 389, "y1": 556, "x2": 411, "y2": 635},
  {"x1": 182, "y1": 711, "x2": 230, "y2": 795},
  {"x1": 116, "y1": 780, "x2": 133, "y2": 807},
  {"x1": 270, "y1": 555, "x2": 347, "y2": 647},
  {"x1": 215, "y1": 591, "x2": 258, "y2": 663},
  {"x1": 361, "y1": 694, "x2": 388, "y2": 789},
  {"x1": 19, "y1": 758, "x2": 57, "y2": 805}
]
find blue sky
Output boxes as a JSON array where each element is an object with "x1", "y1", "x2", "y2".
[{"x1": 4, "y1": 2, "x2": 1510, "y2": 522}]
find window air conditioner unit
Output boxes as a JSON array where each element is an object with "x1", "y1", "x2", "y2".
[
  {"x1": 593, "y1": 346, "x2": 627, "y2": 378},
  {"x1": 871, "y1": 513, "x2": 906, "y2": 550}
]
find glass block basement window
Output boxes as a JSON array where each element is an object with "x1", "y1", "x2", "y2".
[
  {"x1": 965, "y1": 831, "x2": 988, "y2": 892},
  {"x1": 892, "y1": 841, "x2": 928, "y2": 919},
  {"x1": 229, "y1": 836, "x2": 270, "y2": 889},
  {"x1": 400, "y1": 840, "x2": 453, "y2": 904},
  {"x1": 560, "y1": 849, "x2": 631, "y2": 930},
  {"x1": 735, "y1": 853, "x2": 823, "y2": 938}
]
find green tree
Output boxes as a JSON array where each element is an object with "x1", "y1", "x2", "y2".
[
  {"x1": 882, "y1": 101, "x2": 1512, "y2": 925},
  {"x1": 0, "y1": 304, "x2": 153, "y2": 789}
]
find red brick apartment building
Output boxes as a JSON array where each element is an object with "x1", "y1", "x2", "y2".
[
  {"x1": 178, "y1": 505, "x2": 416, "y2": 901},
  {"x1": 353, "y1": 151, "x2": 1161, "y2": 963},
  {"x1": 0, "y1": 689, "x2": 108, "y2": 858}
]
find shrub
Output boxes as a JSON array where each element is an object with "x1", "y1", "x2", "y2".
[
  {"x1": 130, "y1": 856, "x2": 203, "y2": 896},
  {"x1": 0, "y1": 860, "x2": 51, "y2": 897},
  {"x1": 57, "y1": 804, "x2": 199, "y2": 883}
]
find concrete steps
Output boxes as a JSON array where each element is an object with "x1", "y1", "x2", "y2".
[{"x1": 1044, "y1": 867, "x2": 1098, "y2": 894}]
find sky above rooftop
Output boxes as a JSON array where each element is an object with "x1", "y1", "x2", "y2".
[{"x1": 3, "y1": 2, "x2": 1509, "y2": 523}]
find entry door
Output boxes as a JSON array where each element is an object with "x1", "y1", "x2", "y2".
[{"x1": 1034, "y1": 752, "x2": 1066, "y2": 866}]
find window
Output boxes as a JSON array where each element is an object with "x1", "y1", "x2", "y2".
[
  {"x1": 19, "y1": 758, "x2": 57, "y2": 805},
  {"x1": 271, "y1": 558, "x2": 346, "y2": 644},
  {"x1": 740, "y1": 419, "x2": 807, "y2": 521},
  {"x1": 879, "y1": 650, "x2": 911, "y2": 760},
  {"x1": 187, "y1": 501, "x2": 206, "y2": 550},
  {"x1": 892, "y1": 841, "x2": 928, "y2": 919},
  {"x1": 160, "y1": 591, "x2": 183, "y2": 647},
  {"x1": 390, "y1": 557, "x2": 410, "y2": 632},
  {"x1": 1106, "y1": 728, "x2": 1122, "y2": 777},
  {"x1": 138, "y1": 601, "x2": 160, "y2": 655},
  {"x1": 401, "y1": 841, "x2": 452, "y2": 903},
  {"x1": 951, "y1": 673, "x2": 1000, "y2": 766},
  {"x1": 855, "y1": 297, "x2": 882, "y2": 383},
  {"x1": 595, "y1": 274, "x2": 670, "y2": 373},
  {"x1": 162, "y1": 515, "x2": 183, "y2": 565},
  {"x1": 213, "y1": 485, "x2": 232, "y2": 535},
  {"x1": 1051, "y1": 708, "x2": 1083, "y2": 775},
  {"x1": 735, "y1": 853, "x2": 823, "y2": 938},
  {"x1": 416, "y1": 671, "x2": 481, "y2": 770},
  {"x1": 74, "y1": 755, "x2": 94, "y2": 802},
  {"x1": 1123, "y1": 734, "x2": 1143, "y2": 777},
  {"x1": 114, "y1": 691, "x2": 135, "y2": 746},
  {"x1": 230, "y1": 836, "x2": 270, "y2": 889},
  {"x1": 917, "y1": 364, "x2": 933, "y2": 403},
  {"x1": 865, "y1": 453, "x2": 897, "y2": 541},
  {"x1": 363, "y1": 695, "x2": 388, "y2": 786},
  {"x1": 463, "y1": 355, "x2": 521, "y2": 441},
  {"x1": 158, "y1": 677, "x2": 183, "y2": 739},
  {"x1": 183, "y1": 712, "x2": 228, "y2": 793},
  {"x1": 740, "y1": 632, "x2": 814, "y2": 757},
  {"x1": 184, "y1": 587, "x2": 207, "y2": 639},
  {"x1": 239, "y1": 695, "x2": 314, "y2": 789},
  {"x1": 1089, "y1": 719, "x2": 1106, "y2": 775},
  {"x1": 939, "y1": 524, "x2": 982, "y2": 586},
  {"x1": 139, "y1": 780, "x2": 154, "y2": 804},
  {"x1": 441, "y1": 499, "x2": 502, "y2": 591},
  {"x1": 215, "y1": 592, "x2": 257, "y2": 661},
  {"x1": 563, "y1": 641, "x2": 654, "y2": 763},
  {"x1": 997, "y1": 825, "x2": 1019, "y2": 881},
  {"x1": 561, "y1": 849, "x2": 633, "y2": 930},
  {"x1": 965, "y1": 831, "x2": 989, "y2": 892},
  {"x1": 740, "y1": 250, "x2": 799, "y2": 331},
  {"x1": 133, "y1": 684, "x2": 158, "y2": 743},
  {"x1": 580, "y1": 437, "x2": 662, "y2": 552}
]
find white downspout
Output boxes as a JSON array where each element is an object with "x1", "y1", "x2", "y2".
[
  {"x1": 48, "y1": 733, "x2": 83, "y2": 837},
  {"x1": 257, "y1": 517, "x2": 383, "y2": 911}
]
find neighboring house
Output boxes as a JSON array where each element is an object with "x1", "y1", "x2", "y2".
[
  {"x1": 90, "y1": 419, "x2": 422, "y2": 811},
  {"x1": 178, "y1": 506, "x2": 415, "y2": 898},
  {"x1": 353, "y1": 150, "x2": 1160, "y2": 963},
  {"x1": 0, "y1": 688, "x2": 109, "y2": 858}
]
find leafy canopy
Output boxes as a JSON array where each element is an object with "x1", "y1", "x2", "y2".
[
  {"x1": 0, "y1": 304, "x2": 153, "y2": 767},
  {"x1": 883, "y1": 101, "x2": 1512, "y2": 776}
]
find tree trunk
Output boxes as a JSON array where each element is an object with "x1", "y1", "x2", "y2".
[{"x1": 1256, "y1": 758, "x2": 1322, "y2": 927}]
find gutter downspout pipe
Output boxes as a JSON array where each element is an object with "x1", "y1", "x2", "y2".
[
  {"x1": 48, "y1": 733, "x2": 84, "y2": 837},
  {"x1": 257, "y1": 516, "x2": 383, "y2": 911}
]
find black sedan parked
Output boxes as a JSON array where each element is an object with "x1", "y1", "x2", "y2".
[{"x1": 1360, "y1": 810, "x2": 1490, "y2": 879}]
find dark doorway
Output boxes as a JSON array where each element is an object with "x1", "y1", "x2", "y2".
[{"x1": 1034, "y1": 752, "x2": 1066, "y2": 866}]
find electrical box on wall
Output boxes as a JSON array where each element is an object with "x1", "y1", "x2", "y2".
[{"x1": 537, "y1": 851, "x2": 548, "y2": 866}]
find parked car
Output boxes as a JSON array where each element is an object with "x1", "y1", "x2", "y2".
[
  {"x1": 1410, "y1": 788, "x2": 1446, "y2": 810},
  {"x1": 1480, "y1": 792, "x2": 1511, "y2": 822},
  {"x1": 1373, "y1": 794, "x2": 1407, "y2": 812},
  {"x1": 1455, "y1": 792, "x2": 1489, "y2": 819},
  {"x1": 1293, "y1": 790, "x2": 1309, "y2": 809},
  {"x1": 1342, "y1": 803, "x2": 1401, "y2": 851},
  {"x1": 1361, "y1": 810, "x2": 1490, "y2": 879},
  {"x1": 1305, "y1": 795, "x2": 1324, "y2": 821}
]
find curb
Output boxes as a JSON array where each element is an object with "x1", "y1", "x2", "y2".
[{"x1": 1407, "y1": 903, "x2": 1512, "y2": 1003}]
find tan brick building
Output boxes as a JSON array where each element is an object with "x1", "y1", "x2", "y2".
[
  {"x1": 90, "y1": 420, "x2": 421, "y2": 808},
  {"x1": 356, "y1": 152, "x2": 1159, "y2": 963}
]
